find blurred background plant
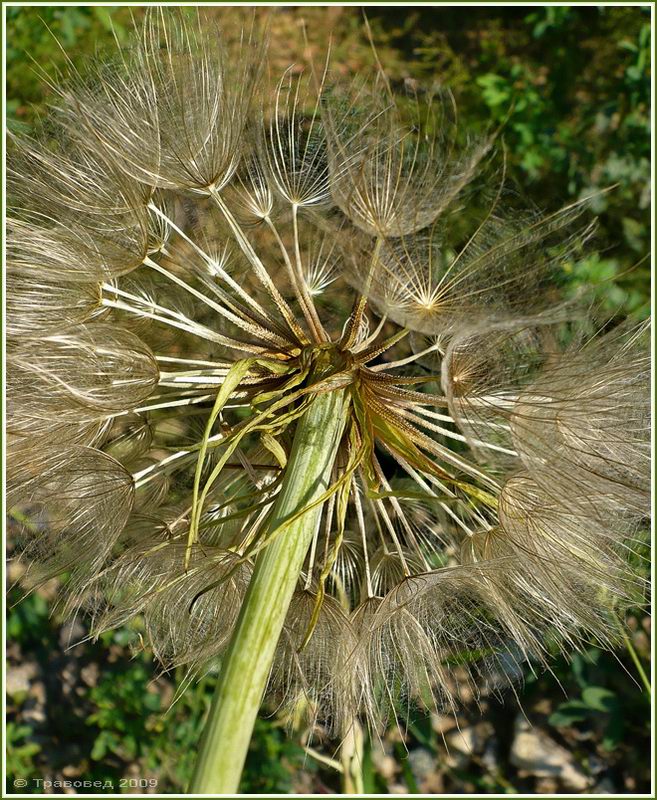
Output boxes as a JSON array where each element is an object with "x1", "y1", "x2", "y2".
[{"x1": 6, "y1": 4, "x2": 650, "y2": 794}]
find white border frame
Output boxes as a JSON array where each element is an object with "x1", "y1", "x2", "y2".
[{"x1": 2, "y1": 3, "x2": 654, "y2": 798}]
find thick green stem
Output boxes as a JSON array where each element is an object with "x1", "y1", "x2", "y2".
[
  {"x1": 188, "y1": 387, "x2": 348, "y2": 794},
  {"x1": 340, "y1": 720, "x2": 364, "y2": 794}
]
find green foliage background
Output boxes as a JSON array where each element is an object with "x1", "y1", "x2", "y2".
[{"x1": 6, "y1": 4, "x2": 651, "y2": 795}]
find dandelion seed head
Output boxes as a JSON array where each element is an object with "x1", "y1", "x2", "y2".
[{"x1": 8, "y1": 10, "x2": 649, "y2": 736}]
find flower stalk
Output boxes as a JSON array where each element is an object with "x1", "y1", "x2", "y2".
[
  {"x1": 340, "y1": 720, "x2": 365, "y2": 794},
  {"x1": 189, "y1": 385, "x2": 349, "y2": 794}
]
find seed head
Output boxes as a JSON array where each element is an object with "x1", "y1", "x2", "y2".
[{"x1": 8, "y1": 10, "x2": 649, "y2": 734}]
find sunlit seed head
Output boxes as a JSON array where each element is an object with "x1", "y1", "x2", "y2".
[{"x1": 8, "y1": 8, "x2": 649, "y2": 733}]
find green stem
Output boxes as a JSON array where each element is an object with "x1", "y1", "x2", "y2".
[
  {"x1": 340, "y1": 720, "x2": 364, "y2": 794},
  {"x1": 617, "y1": 617, "x2": 651, "y2": 698},
  {"x1": 188, "y1": 386, "x2": 348, "y2": 794}
]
